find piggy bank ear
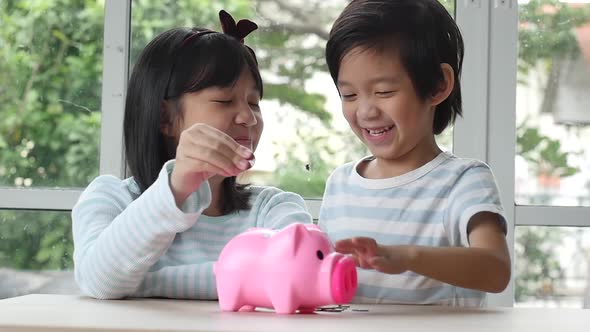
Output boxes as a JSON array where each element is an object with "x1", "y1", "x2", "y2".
[{"x1": 275, "y1": 223, "x2": 308, "y2": 257}]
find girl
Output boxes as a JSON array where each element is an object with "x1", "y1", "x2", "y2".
[{"x1": 72, "y1": 10, "x2": 312, "y2": 300}]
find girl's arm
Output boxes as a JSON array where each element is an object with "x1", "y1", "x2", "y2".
[
  {"x1": 250, "y1": 187, "x2": 314, "y2": 229},
  {"x1": 72, "y1": 160, "x2": 211, "y2": 299},
  {"x1": 133, "y1": 262, "x2": 218, "y2": 299}
]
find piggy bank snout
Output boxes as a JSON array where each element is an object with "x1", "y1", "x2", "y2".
[{"x1": 330, "y1": 254, "x2": 357, "y2": 304}]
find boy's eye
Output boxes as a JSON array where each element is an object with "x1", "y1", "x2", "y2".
[
  {"x1": 341, "y1": 94, "x2": 356, "y2": 100},
  {"x1": 213, "y1": 100, "x2": 232, "y2": 104},
  {"x1": 376, "y1": 91, "x2": 395, "y2": 96},
  {"x1": 249, "y1": 102, "x2": 261, "y2": 110}
]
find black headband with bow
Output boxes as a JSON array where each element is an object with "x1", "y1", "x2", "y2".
[
  {"x1": 219, "y1": 10, "x2": 258, "y2": 43},
  {"x1": 181, "y1": 10, "x2": 258, "y2": 47}
]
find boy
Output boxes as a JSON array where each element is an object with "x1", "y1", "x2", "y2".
[{"x1": 320, "y1": 0, "x2": 510, "y2": 306}]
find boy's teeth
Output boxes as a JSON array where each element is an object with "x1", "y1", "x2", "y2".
[{"x1": 367, "y1": 126, "x2": 393, "y2": 135}]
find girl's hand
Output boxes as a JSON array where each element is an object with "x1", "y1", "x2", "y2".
[
  {"x1": 335, "y1": 237, "x2": 414, "y2": 274},
  {"x1": 169, "y1": 123, "x2": 253, "y2": 207}
]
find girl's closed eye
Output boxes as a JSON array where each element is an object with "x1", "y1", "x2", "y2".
[
  {"x1": 249, "y1": 101, "x2": 261, "y2": 110},
  {"x1": 212, "y1": 99, "x2": 233, "y2": 105}
]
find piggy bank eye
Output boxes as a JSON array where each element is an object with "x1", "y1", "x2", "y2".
[{"x1": 316, "y1": 250, "x2": 324, "y2": 260}]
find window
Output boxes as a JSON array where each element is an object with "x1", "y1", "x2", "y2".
[
  {"x1": 0, "y1": 0, "x2": 122, "y2": 299},
  {"x1": 516, "y1": 226, "x2": 590, "y2": 308},
  {"x1": 1, "y1": 0, "x2": 456, "y2": 300},
  {"x1": 9, "y1": 0, "x2": 588, "y2": 309},
  {"x1": 0, "y1": 1, "x2": 104, "y2": 189},
  {"x1": 482, "y1": 0, "x2": 590, "y2": 307},
  {"x1": 0, "y1": 210, "x2": 76, "y2": 299},
  {"x1": 516, "y1": 0, "x2": 590, "y2": 207},
  {"x1": 511, "y1": 0, "x2": 590, "y2": 308}
]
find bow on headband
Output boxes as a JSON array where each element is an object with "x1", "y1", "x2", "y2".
[{"x1": 219, "y1": 10, "x2": 258, "y2": 43}]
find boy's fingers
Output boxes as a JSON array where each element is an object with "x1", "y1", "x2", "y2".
[
  {"x1": 334, "y1": 239, "x2": 357, "y2": 254},
  {"x1": 351, "y1": 237, "x2": 378, "y2": 256},
  {"x1": 358, "y1": 257, "x2": 374, "y2": 270},
  {"x1": 348, "y1": 255, "x2": 361, "y2": 267},
  {"x1": 352, "y1": 237, "x2": 377, "y2": 248},
  {"x1": 368, "y1": 256, "x2": 389, "y2": 273}
]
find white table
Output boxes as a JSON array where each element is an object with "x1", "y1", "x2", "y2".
[{"x1": 0, "y1": 294, "x2": 588, "y2": 331}]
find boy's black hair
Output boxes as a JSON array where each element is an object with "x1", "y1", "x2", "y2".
[
  {"x1": 124, "y1": 28, "x2": 262, "y2": 214},
  {"x1": 325, "y1": 0, "x2": 464, "y2": 135}
]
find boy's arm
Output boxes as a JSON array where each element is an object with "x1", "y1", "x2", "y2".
[
  {"x1": 404, "y1": 212, "x2": 510, "y2": 293},
  {"x1": 336, "y1": 211, "x2": 511, "y2": 293}
]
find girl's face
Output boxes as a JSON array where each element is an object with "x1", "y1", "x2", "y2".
[
  {"x1": 336, "y1": 46, "x2": 438, "y2": 164},
  {"x1": 175, "y1": 68, "x2": 263, "y2": 152}
]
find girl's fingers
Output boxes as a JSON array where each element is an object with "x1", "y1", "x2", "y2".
[
  {"x1": 179, "y1": 138, "x2": 245, "y2": 175},
  {"x1": 179, "y1": 153, "x2": 235, "y2": 178},
  {"x1": 194, "y1": 124, "x2": 253, "y2": 159},
  {"x1": 187, "y1": 130, "x2": 252, "y2": 171}
]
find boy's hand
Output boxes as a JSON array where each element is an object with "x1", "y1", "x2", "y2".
[{"x1": 335, "y1": 237, "x2": 414, "y2": 274}]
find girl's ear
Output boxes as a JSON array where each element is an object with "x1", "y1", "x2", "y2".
[
  {"x1": 160, "y1": 100, "x2": 176, "y2": 137},
  {"x1": 430, "y1": 63, "x2": 455, "y2": 107}
]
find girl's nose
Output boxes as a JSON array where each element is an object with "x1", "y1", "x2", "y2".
[{"x1": 235, "y1": 103, "x2": 258, "y2": 127}]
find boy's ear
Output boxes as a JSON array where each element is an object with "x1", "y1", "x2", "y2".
[
  {"x1": 430, "y1": 63, "x2": 455, "y2": 107},
  {"x1": 160, "y1": 100, "x2": 175, "y2": 137}
]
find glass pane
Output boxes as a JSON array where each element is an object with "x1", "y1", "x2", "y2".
[
  {"x1": 0, "y1": 1, "x2": 104, "y2": 189},
  {"x1": 515, "y1": 226, "x2": 590, "y2": 308},
  {"x1": 516, "y1": 1, "x2": 590, "y2": 206},
  {"x1": 131, "y1": 0, "x2": 454, "y2": 198},
  {"x1": 0, "y1": 210, "x2": 77, "y2": 299}
]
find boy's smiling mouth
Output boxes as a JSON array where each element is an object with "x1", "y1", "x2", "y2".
[
  {"x1": 362, "y1": 125, "x2": 396, "y2": 144},
  {"x1": 364, "y1": 125, "x2": 394, "y2": 136}
]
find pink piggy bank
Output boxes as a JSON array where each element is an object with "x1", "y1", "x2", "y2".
[{"x1": 214, "y1": 223, "x2": 357, "y2": 314}]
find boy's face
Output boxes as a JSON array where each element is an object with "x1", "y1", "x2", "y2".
[{"x1": 336, "y1": 47, "x2": 437, "y2": 163}]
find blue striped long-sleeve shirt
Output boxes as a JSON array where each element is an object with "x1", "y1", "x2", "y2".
[
  {"x1": 318, "y1": 152, "x2": 507, "y2": 307},
  {"x1": 72, "y1": 160, "x2": 312, "y2": 300}
]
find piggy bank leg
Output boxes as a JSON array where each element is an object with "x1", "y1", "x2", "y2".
[
  {"x1": 219, "y1": 297, "x2": 245, "y2": 312},
  {"x1": 238, "y1": 305, "x2": 256, "y2": 312},
  {"x1": 217, "y1": 279, "x2": 244, "y2": 312},
  {"x1": 270, "y1": 294, "x2": 298, "y2": 314},
  {"x1": 218, "y1": 297, "x2": 243, "y2": 312}
]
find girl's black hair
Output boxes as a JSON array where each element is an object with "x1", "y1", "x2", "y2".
[
  {"x1": 325, "y1": 0, "x2": 464, "y2": 135},
  {"x1": 124, "y1": 28, "x2": 262, "y2": 214}
]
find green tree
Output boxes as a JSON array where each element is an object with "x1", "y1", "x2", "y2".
[{"x1": 1, "y1": 0, "x2": 104, "y2": 270}]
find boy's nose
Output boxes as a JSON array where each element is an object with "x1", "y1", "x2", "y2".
[{"x1": 358, "y1": 99, "x2": 380, "y2": 120}]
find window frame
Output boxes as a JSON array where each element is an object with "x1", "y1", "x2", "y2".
[
  {"x1": 0, "y1": 0, "x2": 130, "y2": 211},
  {"x1": 3, "y1": 0, "x2": 589, "y2": 308}
]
